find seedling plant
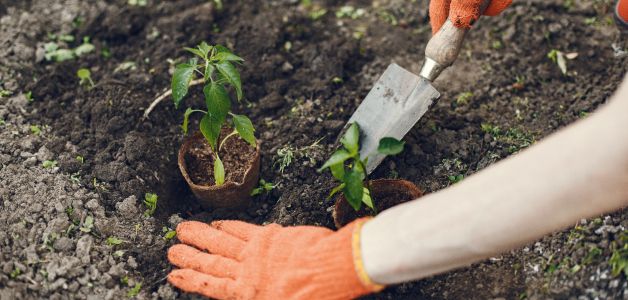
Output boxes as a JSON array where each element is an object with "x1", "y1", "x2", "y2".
[
  {"x1": 319, "y1": 123, "x2": 404, "y2": 211},
  {"x1": 77, "y1": 68, "x2": 94, "y2": 88},
  {"x1": 171, "y1": 42, "x2": 256, "y2": 186}
]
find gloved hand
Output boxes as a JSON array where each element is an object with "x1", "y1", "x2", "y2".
[
  {"x1": 167, "y1": 218, "x2": 384, "y2": 300},
  {"x1": 430, "y1": 0, "x2": 512, "y2": 34}
]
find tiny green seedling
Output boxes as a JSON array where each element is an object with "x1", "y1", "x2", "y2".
[
  {"x1": 127, "y1": 282, "x2": 142, "y2": 297},
  {"x1": 455, "y1": 91, "x2": 473, "y2": 106},
  {"x1": 128, "y1": 0, "x2": 147, "y2": 6},
  {"x1": 25, "y1": 91, "x2": 33, "y2": 102},
  {"x1": 44, "y1": 37, "x2": 95, "y2": 62},
  {"x1": 319, "y1": 123, "x2": 405, "y2": 211},
  {"x1": 80, "y1": 215, "x2": 94, "y2": 233},
  {"x1": 143, "y1": 193, "x2": 158, "y2": 217},
  {"x1": 42, "y1": 160, "x2": 58, "y2": 169},
  {"x1": 0, "y1": 89, "x2": 11, "y2": 98},
  {"x1": 162, "y1": 226, "x2": 176, "y2": 240},
  {"x1": 106, "y1": 236, "x2": 123, "y2": 246},
  {"x1": 172, "y1": 42, "x2": 256, "y2": 186},
  {"x1": 448, "y1": 174, "x2": 464, "y2": 184},
  {"x1": 275, "y1": 139, "x2": 323, "y2": 173},
  {"x1": 547, "y1": 49, "x2": 567, "y2": 75},
  {"x1": 30, "y1": 125, "x2": 42, "y2": 135},
  {"x1": 10, "y1": 267, "x2": 20, "y2": 279},
  {"x1": 610, "y1": 242, "x2": 628, "y2": 277},
  {"x1": 250, "y1": 179, "x2": 276, "y2": 196},
  {"x1": 77, "y1": 68, "x2": 95, "y2": 88}
]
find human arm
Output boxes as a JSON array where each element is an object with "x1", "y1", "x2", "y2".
[{"x1": 361, "y1": 74, "x2": 628, "y2": 284}]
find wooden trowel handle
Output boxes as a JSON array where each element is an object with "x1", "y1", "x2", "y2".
[{"x1": 420, "y1": 0, "x2": 492, "y2": 82}]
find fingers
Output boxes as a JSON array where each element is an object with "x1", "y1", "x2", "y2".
[
  {"x1": 429, "y1": 0, "x2": 452, "y2": 34},
  {"x1": 209, "y1": 220, "x2": 264, "y2": 241},
  {"x1": 168, "y1": 269, "x2": 255, "y2": 300},
  {"x1": 176, "y1": 221, "x2": 246, "y2": 259},
  {"x1": 483, "y1": 0, "x2": 512, "y2": 16},
  {"x1": 168, "y1": 244, "x2": 239, "y2": 279},
  {"x1": 448, "y1": 0, "x2": 483, "y2": 29},
  {"x1": 448, "y1": 0, "x2": 512, "y2": 30}
]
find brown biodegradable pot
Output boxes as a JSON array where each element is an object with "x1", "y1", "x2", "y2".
[
  {"x1": 332, "y1": 179, "x2": 423, "y2": 229},
  {"x1": 178, "y1": 132, "x2": 261, "y2": 210}
]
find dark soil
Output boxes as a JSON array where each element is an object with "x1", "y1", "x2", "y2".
[
  {"x1": 184, "y1": 130, "x2": 257, "y2": 186},
  {"x1": 334, "y1": 179, "x2": 423, "y2": 228},
  {"x1": 1, "y1": 0, "x2": 626, "y2": 299}
]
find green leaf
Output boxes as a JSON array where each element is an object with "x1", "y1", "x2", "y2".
[
  {"x1": 184, "y1": 47, "x2": 206, "y2": 58},
  {"x1": 232, "y1": 114, "x2": 256, "y2": 147},
  {"x1": 74, "y1": 42, "x2": 95, "y2": 57},
  {"x1": 215, "y1": 61, "x2": 242, "y2": 101},
  {"x1": 214, "y1": 45, "x2": 232, "y2": 53},
  {"x1": 171, "y1": 62, "x2": 197, "y2": 108},
  {"x1": 343, "y1": 170, "x2": 364, "y2": 211},
  {"x1": 144, "y1": 193, "x2": 158, "y2": 217},
  {"x1": 77, "y1": 68, "x2": 91, "y2": 79},
  {"x1": 353, "y1": 160, "x2": 366, "y2": 180},
  {"x1": 200, "y1": 113, "x2": 222, "y2": 151},
  {"x1": 198, "y1": 42, "x2": 212, "y2": 57},
  {"x1": 318, "y1": 149, "x2": 352, "y2": 171},
  {"x1": 330, "y1": 163, "x2": 345, "y2": 180},
  {"x1": 182, "y1": 108, "x2": 193, "y2": 134},
  {"x1": 163, "y1": 229, "x2": 176, "y2": 240},
  {"x1": 106, "y1": 236, "x2": 123, "y2": 246},
  {"x1": 341, "y1": 123, "x2": 360, "y2": 155},
  {"x1": 42, "y1": 160, "x2": 58, "y2": 169},
  {"x1": 203, "y1": 82, "x2": 231, "y2": 124},
  {"x1": 214, "y1": 155, "x2": 225, "y2": 186},
  {"x1": 328, "y1": 183, "x2": 346, "y2": 199},
  {"x1": 204, "y1": 64, "x2": 215, "y2": 81},
  {"x1": 362, "y1": 187, "x2": 374, "y2": 209},
  {"x1": 377, "y1": 137, "x2": 405, "y2": 155},
  {"x1": 214, "y1": 52, "x2": 244, "y2": 62},
  {"x1": 48, "y1": 49, "x2": 75, "y2": 62}
]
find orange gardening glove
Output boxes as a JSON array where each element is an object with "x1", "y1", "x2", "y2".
[
  {"x1": 618, "y1": 0, "x2": 628, "y2": 24},
  {"x1": 167, "y1": 218, "x2": 384, "y2": 300},
  {"x1": 429, "y1": 0, "x2": 513, "y2": 34}
]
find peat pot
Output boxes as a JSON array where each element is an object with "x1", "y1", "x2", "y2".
[
  {"x1": 178, "y1": 132, "x2": 261, "y2": 210},
  {"x1": 332, "y1": 179, "x2": 423, "y2": 229}
]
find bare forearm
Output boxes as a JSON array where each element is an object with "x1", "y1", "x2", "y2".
[{"x1": 361, "y1": 75, "x2": 628, "y2": 284}]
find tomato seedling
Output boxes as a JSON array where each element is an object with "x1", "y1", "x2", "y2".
[
  {"x1": 172, "y1": 42, "x2": 256, "y2": 186},
  {"x1": 319, "y1": 123, "x2": 405, "y2": 211}
]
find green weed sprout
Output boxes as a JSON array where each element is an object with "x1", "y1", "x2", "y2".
[
  {"x1": 171, "y1": 42, "x2": 256, "y2": 186},
  {"x1": 250, "y1": 179, "x2": 276, "y2": 196},
  {"x1": 143, "y1": 193, "x2": 158, "y2": 217},
  {"x1": 318, "y1": 123, "x2": 404, "y2": 211},
  {"x1": 77, "y1": 68, "x2": 94, "y2": 88}
]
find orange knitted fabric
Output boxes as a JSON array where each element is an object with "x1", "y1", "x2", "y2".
[
  {"x1": 167, "y1": 218, "x2": 383, "y2": 300},
  {"x1": 619, "y1": 0, "x2": 628, "y2": 23},
  {"x1": 430, "y1": 0, "x2": 513, "y2": 34}
]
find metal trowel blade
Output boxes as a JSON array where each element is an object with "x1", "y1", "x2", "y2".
[{"x1": 345, "y1": 63, "x2": 440, "y2": 174}]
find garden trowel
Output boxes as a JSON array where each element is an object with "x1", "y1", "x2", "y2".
[{"x1": 346, "y1": 6, "x2": 491, "y2": 174}]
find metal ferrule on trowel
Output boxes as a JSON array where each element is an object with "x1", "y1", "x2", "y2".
[{"x1": 343, "y1": 0, "x2": 492, "y2": 174}]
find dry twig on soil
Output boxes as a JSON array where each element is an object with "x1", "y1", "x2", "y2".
[{"x1": 143, "y1": 78, "x2": 204, "y2": 120}]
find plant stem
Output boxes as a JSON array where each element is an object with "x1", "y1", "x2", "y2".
[
  {"x1": 357, "y1": 158, "x2": 377, "y2": 215},
  {"x1": 219, "y1": 130, "x2": 238, "y2": 152}
]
